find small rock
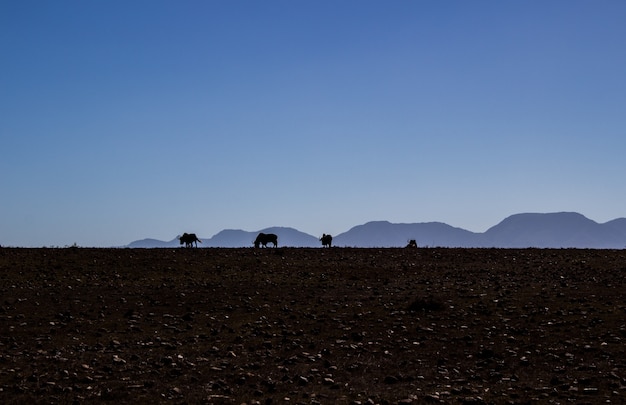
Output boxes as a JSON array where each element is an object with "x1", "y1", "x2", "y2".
[{"x1": 384, "y1": 375, "x2": 399, "y2": 384}]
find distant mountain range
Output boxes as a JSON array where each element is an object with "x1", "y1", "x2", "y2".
[{"x1": 126, "y1": 212, "x2": 626, "y2": 249}]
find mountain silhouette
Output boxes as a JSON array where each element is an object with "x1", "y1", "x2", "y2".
[
  {"x1": 127, "y1": 237, "x2": 179, "y2": 248},
  {"x1": 332, "y1": 221, "x2": 478, "y2": 247},
  {"x1": 480, "y1": 212, "x2": 626, "y2": 248},
  {"x1": 605, "y1": 217, "x2": 626, "y2": 236},
  {"x1": 206, "y1": 227, "x2": 319, "y2": 247},
  {"x1": 127, "y1": 227, "x2": 319, "y2": 248},
  {"x1": 125, "y1": 212, "x2": 626, "y2": 249}
]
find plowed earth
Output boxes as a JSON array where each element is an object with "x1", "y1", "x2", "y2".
[{"x1": 0, "y1": 248, "x2": 625, "y2": 404}]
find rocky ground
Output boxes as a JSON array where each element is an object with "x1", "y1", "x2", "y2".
[{"x1": 0, "y1": 247, "x2": 625, "y2": 404}]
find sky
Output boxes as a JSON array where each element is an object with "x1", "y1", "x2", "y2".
[{"x1": 1, "y1": 1, "x2": 625, "y2": 247}]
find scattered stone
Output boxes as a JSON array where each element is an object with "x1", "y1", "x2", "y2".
[
  {"x1": 384, "y1": 376, "x2": 399, "y2": 384},
  {"x1": 2, "y1": 248, "x2": 624, "y2": 403}
]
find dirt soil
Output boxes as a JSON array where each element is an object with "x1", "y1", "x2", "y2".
[{"x1": 1, "y1": 247, "x2": 625, "y2": 404}]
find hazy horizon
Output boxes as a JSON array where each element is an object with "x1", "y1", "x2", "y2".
[
  {"x1": 2, "y1": 1, "x2": 625, "y2": 247},
  {"x1": 3, "y1": 211, "x2": 624, "y2": 248}
]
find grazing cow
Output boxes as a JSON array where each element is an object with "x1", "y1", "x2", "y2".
[
  {"x1": 320, "y1": 234, "x2": 332, "y2": 247},
  {"x1": 254, "y1": 233, "x2": 278, "y2": 248},
  {"x1": 406, "y1": 239, "x2": 418, "y2": 248},
  {"x1": 179, "y1": 233, "x2": 201, "y2": 248}
]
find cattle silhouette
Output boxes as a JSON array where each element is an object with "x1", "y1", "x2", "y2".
[
  {"x1": 320, "y1": 234, "x2": 332, "y2": 247},
  {"x1": 179, "y1": 233, "x2": 201, "y2": 248},
  {"x1": 254, "y1": 233, "x2": 278, "y2": 248}
]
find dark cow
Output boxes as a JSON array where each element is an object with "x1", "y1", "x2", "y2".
[
  {"x1": 254, "y1": 233, "x2": 278, "y2": 248},
  {"x1": 179, "y1": 233, "x2": 201, "y2": 248},
  {"x1": 406, "y1": 239, "x2": 418, "y2": 248},
  {"x1": 320, "y1": 233, "x2": 332, "y2": 247}
]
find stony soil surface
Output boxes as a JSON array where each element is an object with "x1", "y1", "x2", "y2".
[{"x1": 1, "y1": 247, "x2": 625, "y2": 404}]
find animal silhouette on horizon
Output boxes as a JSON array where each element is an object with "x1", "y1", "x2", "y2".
[
  {"x1": 320, "y1": 234, "x2": 332, "y2": 247},
  {"x1": 179, "y1": 233, "x2": 201, "y2": 248},
  {"x1": 406, "y1": 239, "x2": 418, "y2": 248},
  {"x1": 254, "y1": 233, "x2": 278, "y2": 248}
]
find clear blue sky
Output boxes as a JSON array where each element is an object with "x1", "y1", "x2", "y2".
[{"x1": 2, "y1": 1, "x2": 625, "y2": 247}]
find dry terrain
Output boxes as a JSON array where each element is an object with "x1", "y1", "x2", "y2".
[{"x1": 0, "y1": 247, "x2": 625, "y2": 404}]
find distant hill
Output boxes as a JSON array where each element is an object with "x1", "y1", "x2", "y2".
[
  {"x1": 127, "y1": 227, "x2": 319, "y2": 248},
  {"x1": 332, "y1": 221, "x2": 478, "y2": 247},
  {"x1": 127, "y1": 238, "x2": 179, "y2": 248},
  {"x1": 605, "y1": 217, "x2": 626, "y2": 236},
  {"x1": 205, "y1": 227, "x2": 319, "y2": 248},
  {"x1": 125, "y1": 212, "x2": 626, "y2": 249},
  {"x1": 480, "y1": 212, "x2": 626, "y2": 248}
]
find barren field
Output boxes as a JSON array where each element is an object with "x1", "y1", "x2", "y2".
[{"x1": 1, "y1": 247, "x2": 625, "y2": 404}]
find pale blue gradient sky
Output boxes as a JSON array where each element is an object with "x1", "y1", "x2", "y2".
[{"x1": 2, "y1": 1, "x2": 625, "y2": 247}]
